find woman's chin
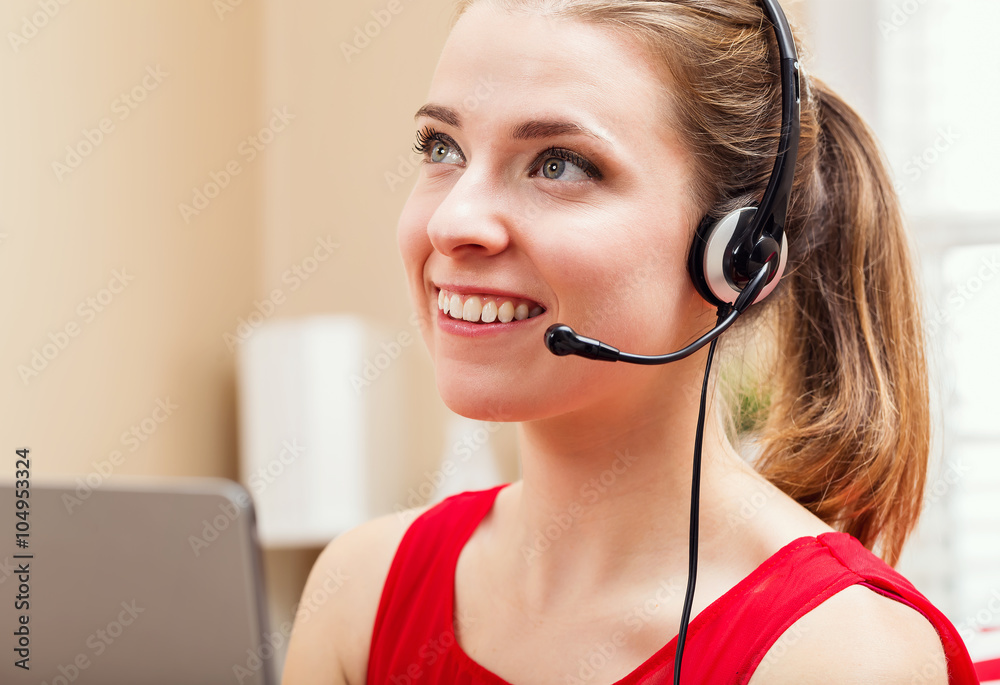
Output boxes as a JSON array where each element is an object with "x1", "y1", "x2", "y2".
[
  {"x1": 435, "y1": 375, "x2": 521, "y2": 423},
  {"x1": 434, "y1": 369, "x2": 599, "y2": 425}
]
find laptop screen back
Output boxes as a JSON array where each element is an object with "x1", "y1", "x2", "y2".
[{"x1": 0, "y1": 476, "x2": 274, "y2": 685}]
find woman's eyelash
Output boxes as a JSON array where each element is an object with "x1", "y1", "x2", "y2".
[
  {"x1": 413, "y1": 125, "x2": 435, "y2": 154},
  {"x1": 413, "y1": 126, "x2": 458, "y2": 156},
  {"x1": 412, "y1": 126, "x2": 602, "y2": 180}
]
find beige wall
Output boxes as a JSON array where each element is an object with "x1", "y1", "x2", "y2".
[{"x1": 1, "y1": 0, "x2": 263, "y2": 479}]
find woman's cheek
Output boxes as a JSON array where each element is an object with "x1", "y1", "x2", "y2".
[
  {"x1": 396, "y1": 198, "x2": 433, "y2": 279},
  {"x1": 405, "y1": 195, "x2": 452, "y2": 334}
]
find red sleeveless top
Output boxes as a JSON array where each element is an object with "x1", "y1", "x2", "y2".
[{"x1": 367, "y1": 483, "x2": 979, "y2": 684}]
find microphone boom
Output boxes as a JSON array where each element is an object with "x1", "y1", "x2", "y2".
[{"x1": 543, "y1": 265, "x2": 770, "y2": 366}]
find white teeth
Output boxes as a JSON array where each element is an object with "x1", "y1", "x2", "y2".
[
  {"x1": 481, "y1": 300, "x2": 498, "y2": 323},
  {"x1": 463, "y1": 296, "x2": 483, "y2": 322},
  {"x1": 449, "y1": 294, "x2": 463, "y2": 320},
  {"x1": 497, "y1": 301, "x2": 515, "y2": 323},
  {"x1": 436, "y1": 289, "x2": 543, "y2": 324}
]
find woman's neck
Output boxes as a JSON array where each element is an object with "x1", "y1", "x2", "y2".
[{"x1": 491, "y1": 373, "x2": 751, "y2": 614}]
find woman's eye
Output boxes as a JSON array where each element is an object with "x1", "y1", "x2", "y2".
[
  {"x1": 533, "y1": 149, "x2": 601, "y2": 182},
  {"x1": 427, "y1": 140, "x2": 463, "y2": 164},
  {"x1": 414, "y1": 128, "x2": 464, "y2": 165},
  {"x1": 537, "y1": 157, "x2": 588, "y2": 182}
]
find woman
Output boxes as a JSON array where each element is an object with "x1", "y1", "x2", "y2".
[{"x1": 283, "y1": 0, "x2": 979, "y2": 683}]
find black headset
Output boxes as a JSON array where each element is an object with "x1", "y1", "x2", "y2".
[
  {"x1": 687, "y1": 0, "x2": 801, "y2": 310},
  {"x1": 542, "y1": 1, "x2": 801, "y2": 682}
]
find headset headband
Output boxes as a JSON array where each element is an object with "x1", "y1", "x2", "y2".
[
  {"x1": 685, "y1": 0, "x2": 802, "y2": 306},
  {"x1": 745, "y1": 0, "x2": 801, "y2": 255}
]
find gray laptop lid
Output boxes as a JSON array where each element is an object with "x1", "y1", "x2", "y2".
[{"x1": 0, "y1": 476, "x2": 274, "y2": 685}]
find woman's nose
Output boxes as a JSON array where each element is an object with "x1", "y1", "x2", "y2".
[{"x1": 425, "y1": 168, "x2": 512, "y2": 259}]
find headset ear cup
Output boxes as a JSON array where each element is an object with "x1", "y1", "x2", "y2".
[
  {"x1": 688, "y1": 207, "x2": 758, "y2": 306},
  {"x1": 689, "y1": 207, "x2": 789, "y2": 307},
  {"x1": 688, "y1": 215, "x2": 726, "y2": 307}
]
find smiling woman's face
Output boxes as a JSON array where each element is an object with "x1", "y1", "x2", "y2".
[{"x1": 398, "y1": 2, "x2": 712, "y2": 422}]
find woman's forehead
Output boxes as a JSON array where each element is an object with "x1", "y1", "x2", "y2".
[{"x1": 426, "y1": 4, "x2": 668, "y2": 142}]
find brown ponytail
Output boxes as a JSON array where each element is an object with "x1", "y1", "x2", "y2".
[
  {"x1": 753, "y1": 80, "x2": 929, "y2": 567},
  {"x1": 450, "y1": 0, "x2": 930, "y2": 566}
]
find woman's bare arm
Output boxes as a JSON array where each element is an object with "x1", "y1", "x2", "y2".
[{"x1": 281, "y1": 505, "x2": 432, "y2": 685}]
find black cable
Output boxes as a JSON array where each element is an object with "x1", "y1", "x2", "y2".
[{"x1": 672, "y1": 305, "x2": 728, "y2": 684}]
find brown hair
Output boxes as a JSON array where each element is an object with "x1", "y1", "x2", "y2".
[{"x1": 449, "y1": 0, "x2": 929, "y2": 566}]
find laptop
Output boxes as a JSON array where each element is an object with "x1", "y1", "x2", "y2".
[{"x1": 0, "y1": 475, "x2": 275, "y2": 685}]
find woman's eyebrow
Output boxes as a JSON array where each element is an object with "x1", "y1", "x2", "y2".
[
  {"x1": 414, "y1": 103, "x2": 461, "y2": 127},
  {"x1": 414, "y1": 103, "x2": 611, "y2": 146}
]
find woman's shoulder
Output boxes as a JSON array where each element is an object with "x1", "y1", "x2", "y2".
[
  {"x1": 281, "y1": 502, "x2": 434, "y2": 685},
  {"x1": 719, "y1": 470, "x2": 950, "y2": 683},
  {"x1": 747, "y1": 583, "x2": 948, "y2": 684}
]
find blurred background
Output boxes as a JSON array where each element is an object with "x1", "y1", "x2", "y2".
[{"x1": 1, "y1": 0, "x2": 997, "y2": 679}]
